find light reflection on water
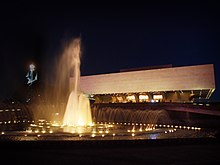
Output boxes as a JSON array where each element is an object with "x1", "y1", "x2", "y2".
[{"x1": 0, "y1": 128, "x2": 214, "y2": 141}]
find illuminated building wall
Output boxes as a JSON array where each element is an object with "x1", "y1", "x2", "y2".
[{"x1": 70, "y1": 64, "x2": 215, "y2": 103}]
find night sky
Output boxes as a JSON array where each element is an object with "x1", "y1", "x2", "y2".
[{"x1": 0, "y1": 1, "x2": 219, "y2": 101}]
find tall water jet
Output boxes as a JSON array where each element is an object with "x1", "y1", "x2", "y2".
[{"x1": 62, "y1": 38, "x2": 92, "y2": 127}]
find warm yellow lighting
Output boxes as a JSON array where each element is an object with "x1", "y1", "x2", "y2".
[
  {"x1": 102, "y1": 134, "x2": 105, "y2": 137},
  {"x1": 35, "y1": 130, "x2": 39, "y2": 133},
  {"x1": 132, "y1": 133, "x2": 135, "y2": 137},
  {"x1": 126, "y1": 95, "x2": 136, "y2": 102},
  {"x1": 49, "y1": 130, "x2": 53, "y2": 133},
  {"x1": 1, "y1": 132, "x2": 5, "y2": 135},
  {"x1": 37, "y1": 134, "x2": 40, "y2": 137},
  {"x1": 26, "y1": 129, "x2": 32, "y2": 133},
  {"x1": 89, "y1": 123, "x2": 95, "y2": 126},
  {"x1": 105, "y1": 130, "x2": 109, "y2": 133},
  {"x1": 153, "y1": 95, "x2": 163, "y2": 100},
  {"x1": 139, "y1": 95, "x2": 149, "y2": 101},
  {"x1": 41, "y1": 130, "x2": 46, "y2": 133},
  {"x1": 24, "y1": 134, "x2": 27, "y2": 137},
  {"x1": 91, "y1": 134, "x2": 96, "y2": 137},
  {"x1": 112, "y1": 133, "x2": 116, "y2": 136},
  {"x1": 116, "y1": 96, "x2": 123, "y2": 103},
  {"x1": 51, "y1": 123, "x2": 60, "y2": 127}
]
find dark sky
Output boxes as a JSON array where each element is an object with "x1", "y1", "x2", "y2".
[{"x1": 0, "y1": 1, "x2": 219, "y2": 101}]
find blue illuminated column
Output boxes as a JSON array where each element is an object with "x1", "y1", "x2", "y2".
[{"x1": 26, "y1": 64, "x2": 38, "y2": 102}]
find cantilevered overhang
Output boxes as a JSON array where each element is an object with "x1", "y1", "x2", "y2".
[{"x1": 74, "y1": 64, "x2": 215, "y2": 96}]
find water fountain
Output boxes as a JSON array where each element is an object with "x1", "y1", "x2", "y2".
[
  {"x1": 62, "y1": 38, "x2": 92, "y2": 131},
  {"x1": 0, "y1": 37, "x2": 211, "y2": 141}
]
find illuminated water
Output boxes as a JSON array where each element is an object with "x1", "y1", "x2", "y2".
[
  {"x1": 62, "y1": 38, "x2": 92, "y2": 128},
  {"x1": 2, "y1": 37, "x2": 214, "y2": 141},
  {"x1": 0, "y1": 121, "x2": 211, "y2": 141}
]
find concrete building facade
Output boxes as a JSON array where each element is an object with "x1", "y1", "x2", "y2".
[{"x1": 70, "y1": 64, "x2": 215, "y2": 103}]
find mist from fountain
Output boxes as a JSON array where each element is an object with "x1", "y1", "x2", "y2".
[
  {"x1": 91, "y1": 106, "x2": 171, "y2": 125},
  {"x1": 62, "y1": 38, "x2": 92, "y2": 127}
]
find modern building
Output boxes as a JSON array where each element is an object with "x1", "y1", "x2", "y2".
[{"x1": 71, "y1": 64, "x2": 215, "y2": 103}]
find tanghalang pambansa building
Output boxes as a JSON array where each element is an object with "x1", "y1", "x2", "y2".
[{"x1": 71, "y1": 64, "x2": 215, "y2": 103}]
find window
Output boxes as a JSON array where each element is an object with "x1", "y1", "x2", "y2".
[
  {"x1": 126, "y1": 95, "x2": 136, "y2": 103},
  {"x1": 139, "y1": 95, "x2": 149, "y2": 102}
]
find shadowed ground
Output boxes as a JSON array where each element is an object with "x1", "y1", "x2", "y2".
[{"x1": 0, "y1": 138, "x2": 219, "y2": 165}]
